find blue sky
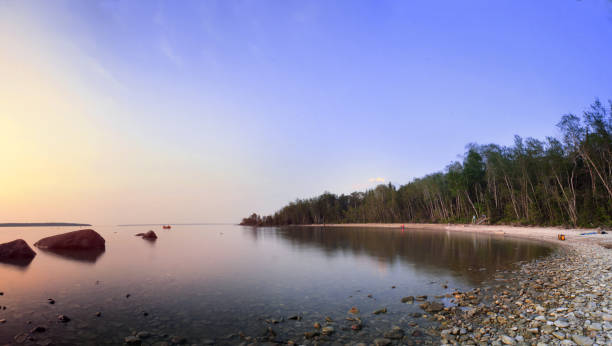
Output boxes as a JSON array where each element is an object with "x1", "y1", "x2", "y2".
[{"x1": 1, "y1": 0, "x2": 612, "y2": 223}]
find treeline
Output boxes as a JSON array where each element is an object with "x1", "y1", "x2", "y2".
[{"x1": 241, "y1": 99, "x2": 612, "y2": 228}]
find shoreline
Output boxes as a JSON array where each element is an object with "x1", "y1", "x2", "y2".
[{"x1": 296, "y1": 223, "x2": 612, "y2": 344}]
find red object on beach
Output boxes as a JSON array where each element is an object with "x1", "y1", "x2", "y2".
[{"x1": 163, "y1": 225, "x2": 171, "y2": 229}]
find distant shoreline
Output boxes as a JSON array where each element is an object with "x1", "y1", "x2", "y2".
[{"x1": 0, "y1": 223, "x2": 91, "y2": 227}]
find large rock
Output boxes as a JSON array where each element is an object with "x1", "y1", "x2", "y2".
[
  {"x1": 0, "y1": 239, "x2": 36, "y2": 260},
  {"x1": 34, "y1": 229, "x2": 105, "y2": 250}
]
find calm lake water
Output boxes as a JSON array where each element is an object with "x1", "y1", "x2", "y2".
[{"x1": 0, "y1": 225, "x2": 553, "y2": 345}]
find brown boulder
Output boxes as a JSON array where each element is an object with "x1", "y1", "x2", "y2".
[
  {"x1": 34, "y1": 229, "x2": 105, "y2": 250},
  {"x1": 0, "y1": 239, "x2": 36, "y2": 260}
]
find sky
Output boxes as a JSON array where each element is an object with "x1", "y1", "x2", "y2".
[{"x1": 1, "y1": 0, "x2": 612, "y2": 225}]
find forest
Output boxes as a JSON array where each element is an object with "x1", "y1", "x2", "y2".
[{"x1": 241, "y1": 99, "x2": 612, "y2": 228}]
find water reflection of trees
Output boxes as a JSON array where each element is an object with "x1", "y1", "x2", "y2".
[{"x1": 245, "y1": 227, "x2": 552, "y2": 283}]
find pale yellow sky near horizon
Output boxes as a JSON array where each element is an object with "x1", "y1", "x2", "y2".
[{"x1": 0, "y1": 5, "x2": 258, "y2": 224}]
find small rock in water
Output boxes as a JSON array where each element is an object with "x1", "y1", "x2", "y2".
[
  {"x1": 170, "y1": 336, "x2": 187, "y2": 344},
  {"x1": 374, "y1": 338, "x2": 391, "y2": 346},
  {"x1": 126, "y1": 294, "x2": 131, "y2": 298},
  {"x1": 124, "y1": 335, "x2": 141, "y2": 345},
  {"x1": 324, "y1": 316, "x2": 332, "y2": 322},
  {"x1": 304, "y1": 331, "x2": 319, "y2": 339},
  {"x1": 95, "y1": 312, "x2": 101, "y2": 317},
  {"x1": 401, "y1": 296, "x2": 414, "y2": 303},
  {"x1": 36, "y1": 339, "x2": 52, "y2": 346},
  {"x1": 136, "y1": 331, "x2": 150, "y2": 339},
  {"x1": 57, "y1": 315, "x2": 70, "y2": 323},
  {"x1": 47, "y1": 298, "x2": 55, "y2": 305},
  {"x1": 288, "y1": 315, "x2": 301, "y2": 321},
  {"x1": 383, "y1": 327, "x2": 404, "y2": 339},
  {"x1": 348, "y1": 306, "x2": 359, "y2": 314},
  {"x1": 420, "y1": 301, "x2": 444, "y2": 313},
  {"x1": 139, "y1": 230, "x2": 158, "y2": 240},
  {"x1": 0, "y1": 319, "x2": 6, "y2": 323},
  {"x1": 14, "y1": 333, "x2": 27, "y2": 343},
  {"x1": 30, "y1": 326, "x2": 46, "y2": 333},
  {"x1": 313, "y1": 322, "x2": 321, "y2": 329},
  {"x1": 373, "y1": 307, "x2": 387, "y2": 314},
  {"x1": 321, "y1": 326, "x2": 334, "y2": 335}
]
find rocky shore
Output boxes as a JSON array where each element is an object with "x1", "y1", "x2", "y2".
[
  {"x1": 432, "y1": 240, "x2": 612, "y2": 346},
  {"x1": 432, "y1": 242, "x2": 612, "y2": 345},
  {"x1": 291, "y1": 224, "x2": 612, "y2": 345}
]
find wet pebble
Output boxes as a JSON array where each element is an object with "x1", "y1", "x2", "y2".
[
  {"x1": 124, "y1": 335, "x2": 141, "y2": 345},
  {"x1": 57, "y1": 314, "x2": 70, "y2": 323},
  {"x1": 30, "y1": 325, "x2": 46, "y2": 333}
]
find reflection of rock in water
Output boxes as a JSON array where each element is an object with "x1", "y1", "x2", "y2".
[
  {"x1": 39, "y1": 248, "x2": 105, "y2": 263},
  {"x1": 0, "y1": 256, "x2": 35, "y2": 269}
]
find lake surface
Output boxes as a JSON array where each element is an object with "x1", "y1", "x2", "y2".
[{"x1": 0, "y1": 225, "x2": 553, "y2": 345}]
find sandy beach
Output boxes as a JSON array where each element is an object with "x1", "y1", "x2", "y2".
[{"x1": 300, "y1": 223, "x2": 612, "y2": 345}]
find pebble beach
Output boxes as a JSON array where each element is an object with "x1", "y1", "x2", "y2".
[{"x1": 306, "y1": 224, "x2": 612, "y2": 345}]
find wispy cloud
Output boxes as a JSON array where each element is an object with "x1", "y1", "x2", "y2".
[{"x1": 368, "y1": 177, "x2": 385, "y2": 183}]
